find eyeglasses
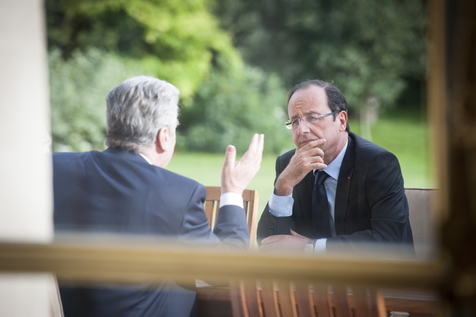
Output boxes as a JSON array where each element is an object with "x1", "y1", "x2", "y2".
[{"x1": 285, "y1": 112, "x2": 336, "y2": 130}]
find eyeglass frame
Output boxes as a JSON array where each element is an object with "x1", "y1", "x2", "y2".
[{"x1": 285, "y1": 111, "x2": 338, "y2": 130}]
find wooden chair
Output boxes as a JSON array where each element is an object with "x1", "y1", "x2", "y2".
[
  {"x1": 230, "y1": 279, "x2": 387, "y2": 317},
  {"x1": 204, "y1": 186, "x2": 259, "y2": 247}
]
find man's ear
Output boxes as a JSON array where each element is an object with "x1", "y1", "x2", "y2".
[
  {"x1": 339, "y1": 111, "x2": 348, "y2": 132},
  {"x1": 155, "y1": 127, "x2": 169, "y2": 153}
]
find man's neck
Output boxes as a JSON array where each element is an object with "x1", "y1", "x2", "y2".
[
  {"x1": 139, "y1": 146, "x2": 166, "y2": 168},
  {"x1": 324, "y1": 133, "x2": 348, "y2": 165}
]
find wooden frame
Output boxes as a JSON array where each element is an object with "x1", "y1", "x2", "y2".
[{"x1": 0, "y1": 0, "x2": 475, "y2": 315}]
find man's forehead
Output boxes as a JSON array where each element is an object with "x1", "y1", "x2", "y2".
[{"x1": 288, "y1": 86, "x2": 329, "y2": 113}]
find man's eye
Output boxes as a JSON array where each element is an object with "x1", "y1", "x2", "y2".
[
  {"x1": 307, "y1": 116, "x2": 320, "y2": 123},
  {"x1": 292, "y1": 119, "x2": 300, "y2": 126}
]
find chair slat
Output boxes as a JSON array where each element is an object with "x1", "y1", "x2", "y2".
[
  {"x1": 310, "y1": 284, "x2": 331, "y2": 317},
  {"x1": 260, "y1": 280, "x2": 279, "y2": 317},
  {"x1": 205, "y1": 186, "x2": 259, "y2": 249},
  {"x1": 275, "y1": 281, "x2": 296, "y2": 317},
  {"x1": 293, "y1": 283, "x2": 314, "y2": 317}
]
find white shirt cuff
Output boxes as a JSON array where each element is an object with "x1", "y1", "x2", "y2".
[
  {"x1": 314, "y1": 239, "x2": 327, "y2": 252},
  {"x1": 268, "y1": 193, "x2": 293, "y2": 217},
  {"x1": 219, "y1": 192, "x2": 243, "y2": 209}
]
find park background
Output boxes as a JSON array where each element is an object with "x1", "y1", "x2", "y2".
[{"x1": 46, "y1": 0, "x2": 432, "y2": 213}]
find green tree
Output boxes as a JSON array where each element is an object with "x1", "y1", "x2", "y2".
[
  {"x1": 46, "y1": 0, "x2": 251, "y2": 152},
  {"x1": 45, "y1": 0, "x2": 242, "y2": 101},
  {"x1": 178, "y1": 59, "x2": 293, "y2": 154},
  {"x1": 213, "y1": 0, "x2": 427, "y2": 139},
  {"x1": 49, "y1": 49, "x2": 146, "y2": 151}
]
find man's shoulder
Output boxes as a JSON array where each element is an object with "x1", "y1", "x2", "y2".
[
  {"x1": 349, "y1": 132, "x2": 392, "y2": 156},
  {"x1": 52, "y1": 150, "x2": 97, "y2": 163},
  {"x1": 53, "y1": 150, "x2": 203, "y2": 190},
  {"x1": 160, "y1": 168, "x2": 203, "y2": 189},
  {"x1": 348, "y1": 132, "x2": 399, "y2": 168}
]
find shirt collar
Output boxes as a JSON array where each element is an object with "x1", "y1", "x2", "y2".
[{"x1": 139, "y1": 152, "x2": 153, "y2": 165}]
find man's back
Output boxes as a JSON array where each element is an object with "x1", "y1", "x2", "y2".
[
  {"x1": 52, "y1": 148, "x2": 249, "y2": 316},
  {"x1": 50, "y1": 76, "x2": 264, "y2": 316},
  {"x1": 53, "y1": 148, "x2": 208, "y2": 237}
]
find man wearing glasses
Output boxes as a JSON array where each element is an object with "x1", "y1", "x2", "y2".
[{"x1": 257, "y1": 79, "x2": 414, "y2": 254}]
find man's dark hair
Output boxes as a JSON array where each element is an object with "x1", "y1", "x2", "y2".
[{"x1": 288, "y1": 79, "x2": 350, "y2": 132}]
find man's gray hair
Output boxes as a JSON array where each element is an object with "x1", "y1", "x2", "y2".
[{"x1": 105, "y1": 76, "x2": 180, "y2": 151}]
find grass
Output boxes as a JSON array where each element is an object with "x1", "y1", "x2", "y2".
[
  {"x1": 168, "y1": 107, "x2": 434, "y2": 214},
  {"x1": 349, "y1": 106, "x2": 434, "y2": 189},
  {"x1": 168, "y1": 152, "x2": 277, "y2": 214}
]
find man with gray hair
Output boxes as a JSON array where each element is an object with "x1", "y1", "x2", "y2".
[{"x1": 53, "y1": 76, "x2": 264, "y2": 317}]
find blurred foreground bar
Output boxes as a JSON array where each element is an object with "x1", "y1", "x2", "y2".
[{"x1": 0, "y1": 234, "x2": 443, "y2": 290}]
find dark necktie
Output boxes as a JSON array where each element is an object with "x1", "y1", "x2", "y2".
[{"x1": 312, "y1": 170, "x2": 332, "y2": 238}]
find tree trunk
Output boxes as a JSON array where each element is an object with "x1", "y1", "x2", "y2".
[{"x1": 359, "y1": 96, "x2": 379, "y2": 141}]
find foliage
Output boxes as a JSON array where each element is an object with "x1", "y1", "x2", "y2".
[
  {"x1": 48, "y1": 48, "x2": 293, "y2": 155},
  {"x1": 46, "y1": 0, "x2": 250, "y2": 152},
  {"x1": 177, "y1": 59, "x2": 294, "y2": 154},
  {"x1": 45, "y1": 0, "x2": 242, "y2": 102},
  {"x1": 213, "y1": 0, "x2": 427, "y2": 114},
  {"x1": 46, "y1": 0, "x2": 428, "y2": 152},
  {"x1": 314, "y1": 1, "x2": 426, "y2": 108},
  {"x1": 49, "y1": 48, "x2": 146, "y2": 152}
]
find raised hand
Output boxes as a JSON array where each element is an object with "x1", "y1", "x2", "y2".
[{"x1": 221, "y1": 133, "x2": 264, "y2": 195}]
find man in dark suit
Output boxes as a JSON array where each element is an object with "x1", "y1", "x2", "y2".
[
  {"x1": 257, "y1": 79, "x2": 413, "y2": 254},
  {"x1": 53, "y1": 75, "x2": 264, "y2": 317}
]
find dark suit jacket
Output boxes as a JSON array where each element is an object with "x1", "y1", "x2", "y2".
[
  {"x1": 53, "y1": 148, "x2": 249, "y2": 317},
  {"x1": 257, "y1": 132, "x2": 414, "y2": 252}
]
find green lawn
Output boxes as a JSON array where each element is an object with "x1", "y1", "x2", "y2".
[
  {"x1": 349, "y1": 107, "x2": 434, "y2": 189},
  {"x1": 168, "y1": 152, "x2": 277, "y2": 214},
  {"x1": 168, "y1": 108, "x2": 434, "y2": 214}
]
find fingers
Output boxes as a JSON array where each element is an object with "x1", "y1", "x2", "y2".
[
  {"x1": 260, "y1": 235, "x2": 286, "y2": 252},
  {"x1": 261, "y1": 235, "x2": 283, "y2": 244},
  {"x1": 242, "y1": 133, "x2": 264, "y2": 163},
  {"x1": 260, "y1": 232, "x2": 310, "y2": 252},
  {"x1": 276, "y1": 140, "x2": 327, "y2": 194},
  {"x1": 296, "y1": 140, "x2": 326, "y2": 164},
  {"x1": 291, "y1": 139, "x2": 328, "y2": 171},
  {"x1": 256, "y1": 133, "x2": 265, "y2": 156},
  {"x1": 290, "y1": 229, "x2": 305, "y2": 238},
  {"x1": 220, "y1": 133, "x2": 265, "y2": 195},
  {"x1": 223, "y1": 144, "x2": 237, "y2": 171},
  {"x1": 299, "y1": 138, "x2": 326, "y2": 151}
]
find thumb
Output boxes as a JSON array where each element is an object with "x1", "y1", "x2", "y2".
[{"x1": 290, "y1": 229, "x2": 306, "y2": 239}]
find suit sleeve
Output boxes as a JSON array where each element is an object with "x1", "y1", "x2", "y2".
[
  {"x1": 178, "y1": 184, "x2": 249, "y2": 250},
  {"x1": 257, "y1": 155, "x2": 296, "y2": 244}
]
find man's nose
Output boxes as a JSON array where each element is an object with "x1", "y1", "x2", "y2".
[{"x1": 296, "y1": 120, "x2": 311, "y2": 135}]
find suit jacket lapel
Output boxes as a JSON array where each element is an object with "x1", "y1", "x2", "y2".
[{"x1": 334, "y1": 135, "x2": 355, "y2": 235}]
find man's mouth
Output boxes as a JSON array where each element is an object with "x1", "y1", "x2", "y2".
[{"x1": 299, "y1": 138, "x2": 318, "y2": 146}]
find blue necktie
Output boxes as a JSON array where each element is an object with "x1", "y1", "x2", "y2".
[{"x1": 312, "y1": 170, "x2": 332, "y2": 238}]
